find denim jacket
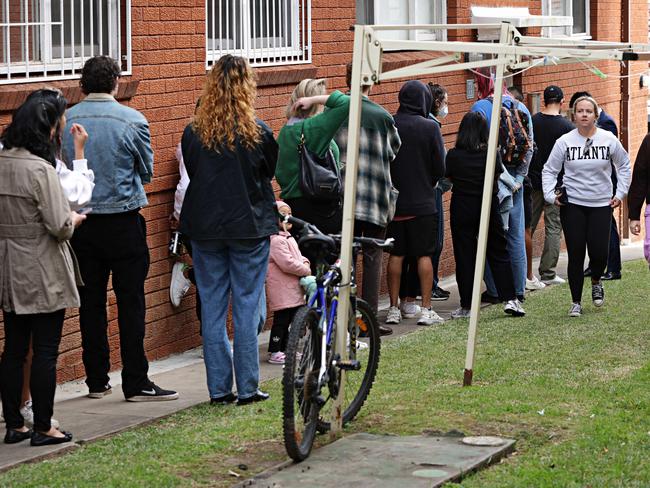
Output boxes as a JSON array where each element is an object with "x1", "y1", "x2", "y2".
[{"x1": 63, "y1": 94, "x2": 154, "y2": 214}]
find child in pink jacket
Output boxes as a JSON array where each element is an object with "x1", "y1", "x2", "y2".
[{"x1": 266, "y1": 202, "x2": 311, "y2": 364}]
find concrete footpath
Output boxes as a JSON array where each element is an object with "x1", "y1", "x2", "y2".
[{"x1": 0, "y1": 243, "x2": 644, "y2": 472}]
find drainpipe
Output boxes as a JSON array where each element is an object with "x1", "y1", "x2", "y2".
[{"x1": 620, "y1": 0, "x2": 631, "y2": 240}]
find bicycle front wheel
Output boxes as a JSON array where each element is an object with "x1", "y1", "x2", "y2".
[
  {"x1": 317, "y1": 298, "x2": 381, "y2": 432},
  {"x1": 282, "y1": 306, "x2": 322, "y2": 461}
]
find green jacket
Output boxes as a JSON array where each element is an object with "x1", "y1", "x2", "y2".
[{"x1": 275, "y1": 90, "x2": 350, "y2": 200}]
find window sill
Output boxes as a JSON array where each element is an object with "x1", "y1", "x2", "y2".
[
  {"x1": 254, "y1": 64, "x2": 318, "y2": 87},
  {"x1": 0, "y1": 78, "x2": 139, "y2": 112}
]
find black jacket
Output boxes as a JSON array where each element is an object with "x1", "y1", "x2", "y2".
[
  {"x1": 391, "y1": 81, "x2": 445, "y2": 216},
  {"x1": 628, "y1": 133, "x2": 650, "y2": 220},
  {"x1": 179, "y1": 120, "x2": 278, "y2": 240}
]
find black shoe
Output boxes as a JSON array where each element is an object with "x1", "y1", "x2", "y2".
[
  {"x1": 210, "y1": 393, "x2": 237, "y2": 405},
  {"x1": 30, "y1": 430, "x2": 73, "y2": 447},
  {"x1": 435, "y1": 286, "x2": 451, "y2": 297},
  {"x1": 592, "y1": 281, "x2": 605, "y2": 307},
  {"x1": 237, "y1": 390, "x2": 270, "y2": 406},
  {"x1": 88, "y1": 384, "x2": 112, "y2": 399},
  {"x1": 516, "y1": 294, "x2": 525, "y2": 303},
  {"x1": 125, "y1": 383, "x2": 179, "y2": 402},
  {"x1": 378, "y1": 325, "x2": 393, "y2": 336},
  {"x1": 583, "y1": 267, "x2": 592, "y2": 277},
  {"x1": 4, "y1": 428, "x2": 32, "y2": 444},
  {"x1": 601, "y1": 271, "x2": 621, "y2": 280},
  {"x1": 481, "y1": 291, "x2": 500, "y2": 304},
  {"x1": 431, "y1": 288, "x2": 450, "y2": 301}
]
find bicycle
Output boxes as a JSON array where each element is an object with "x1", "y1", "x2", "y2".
[{"x1": 281, "y1": 215, "x2": 393, "y2": 461}]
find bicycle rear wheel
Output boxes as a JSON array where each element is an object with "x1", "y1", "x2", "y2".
[
  {"x1": 282, "y1": 306, "x2": 322, "y2": 461},
  {"x1": 317, "y1": 298, "x2": 381, "y2": 432}
]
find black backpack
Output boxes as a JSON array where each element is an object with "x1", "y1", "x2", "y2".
[{"x1": 489, "y1": 97, "x2": 532, "y2": 166}]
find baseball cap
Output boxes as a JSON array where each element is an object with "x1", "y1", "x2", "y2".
[{"x1": 543, "y1": 85, "x2": 563, "y2": 104}]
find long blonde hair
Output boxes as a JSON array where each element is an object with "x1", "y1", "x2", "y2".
[
  {"x1": 193, "y1": 55, "x2": 260, "y2": 151},
  {"x1": 285, "y1": 78, "x2": 327, "y2": 119}
]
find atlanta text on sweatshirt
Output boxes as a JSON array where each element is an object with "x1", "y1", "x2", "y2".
[{"x1": 541, "y1": 128, "x2": 631, "y2": 207}]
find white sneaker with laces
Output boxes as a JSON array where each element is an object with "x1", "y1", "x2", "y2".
[
  {"x1": 417, "y1": 308, "x2": 444, "y2": 326},
  {"x1": 400, "y1": 301, "x2": 421, "y2": 318},
  {"x1": 170, "y1": 262, "x2": 192, "y2": 307},
  {"x1": 568, "y1": 302, "x2": 582, "y2": 317},
  {"x1": 451, "y1": 307, "x2": 471, "y2": 319},
  {"x1": 525, "y1": 276, "x2": 546, "y2": 290},
  {"x1": 504, "y1": 299, "x2": 526, "y2": 317},
  {"x1": 541, "y1": 275, "x2": 566, "y2": 285},
  {"x1": 386, "y1": 306, "x2": 402, "y2": 324},
  {"x1": 20, "y1": 401, "x2": 59, "y2": 429}
]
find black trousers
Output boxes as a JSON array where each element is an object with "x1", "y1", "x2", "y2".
[
  {"x1": 71, "y1": 211, "x2": 150, "y2": 396},
  {"x1": 285, "y1": 197, "x2": 342, "y2": 235},
  {"x1": 450, "y1": 194, "x2": 516, "y2": 309},
  {"x1": 560, "y1": 203, "x2": 611, "y2": 303},
  {"x1": 268, "y1": 306, "x2": 301, "y2": 353},
  {"x1": 1, "y1": 309, "x2": 64, "y2": 432}
]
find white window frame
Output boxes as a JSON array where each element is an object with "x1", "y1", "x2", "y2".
[
  {"x1": 357, "y1": 0, "x2": 447, "y2": 44},
  {"x1": 542, "y1": 0, "x2": 590, "y2": 39},
  {"x1": 206, "y1": 0, "x2": 312, "y2": 68},
  {"x1": 1, "y1": 0, "x2": 131, "y2": 85}
]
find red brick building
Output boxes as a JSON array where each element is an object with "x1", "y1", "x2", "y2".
[{"x1": 0, "y1": 0, "x2": 647, "y2": 382}]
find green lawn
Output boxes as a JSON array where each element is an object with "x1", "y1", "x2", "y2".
[{"x1": 2, "y1": 260, "x2": 649, "y2": 487}]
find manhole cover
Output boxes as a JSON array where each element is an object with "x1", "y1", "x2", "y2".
[{"x1": 461, "y1": 436, "x2": 507, "y2": 446}]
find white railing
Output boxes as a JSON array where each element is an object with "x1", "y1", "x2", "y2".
[
  {"x1": 206, "y1": 0, "x2": 311, "y2": 68},
  {"x1": 0, "y1": 0, "x2": 130, "y2": 85}
]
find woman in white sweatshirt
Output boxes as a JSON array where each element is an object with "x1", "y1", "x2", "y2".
[{"x1": 542, "y1": 96, "x2": 631, "y2": 317}]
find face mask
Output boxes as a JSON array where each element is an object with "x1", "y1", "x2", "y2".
[{"x1": 438, "y1": 105, "x2": 449, "y2": 119}]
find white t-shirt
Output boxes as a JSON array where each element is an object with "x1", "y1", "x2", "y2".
[{"x1": 542, "y1": 128, "x2": 631, "y2": 207}]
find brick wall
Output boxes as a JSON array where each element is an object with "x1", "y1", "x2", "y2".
[{"x1": 0, "y1": 0, "x2": 647, "y2": 383}]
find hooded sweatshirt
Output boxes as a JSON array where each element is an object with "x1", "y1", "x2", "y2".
[{"x1": 391, "y1": 81, "x2": 445, "y2": 216}]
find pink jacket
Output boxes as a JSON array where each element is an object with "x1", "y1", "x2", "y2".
[{"x1": 266, "y1": 231, "x2": 311, "y2": 312}]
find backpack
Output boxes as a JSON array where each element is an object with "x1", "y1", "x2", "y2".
[{"x1": 488, "y1": 97, "x2": 532, "y2": 166}]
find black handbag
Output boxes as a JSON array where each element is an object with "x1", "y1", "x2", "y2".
[{"x1": 298, "y1": 127, "x2": 342, "y2": 201}]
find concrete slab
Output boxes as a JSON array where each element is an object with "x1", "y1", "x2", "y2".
[{"x1": 236, "y1": 433, "x2": 515, "y2": 487}]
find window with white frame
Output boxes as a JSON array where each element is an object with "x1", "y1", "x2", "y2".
[
  {"x1": 357, "y1": 0, "x2": 447, "y2": 42},
  {"x1": 542, "y1": 0, "x2": 590, "y2": 38},
  {"x1": 206, "y1": 0, "x2": 311, "y2": 68},
  {"x1": 0, "y1": 0, "x2": 130, "y2": 85}
]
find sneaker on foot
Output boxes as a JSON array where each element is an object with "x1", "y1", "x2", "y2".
[
  {"x1": 568, "y1": 302, "x2": 582, "y2": 317},
  {"x1": 417, "y1": 307, "x2": 444, "y2": 326},
  {"x1": 88, "y1": 384, "x2": 112, "y2": 399},
  {"x1": 20, "y1": 401, "x2": 59, "y2": 429},
  {"x1": 541, "y1": 275, "x2": 566, "y2": 285},
  {"x1": 126, "y1": 383, "x2": 179, "y2": 402},
  {"x1": 525, "y1": 276, "x2": 546, "y2": 290},
  {"x1": 451, "y1": 307, "x2": 471, "y2": 319},
  {"x1": 431, "y1": 288, "x2": 449, "y2": 301},
  {"x1": 592, "y1": 281, "x2": 604, "y2": 307},
  {"x1": 434, "y1": 286, "x2": 451, "y2": 297},
  {"x1": 504, "y1": 299, "x2": 526, "y2": 317},
  {"x1": 170, "y1": 262, "x2": 192, "y2": 307},
  {"x1": 399, "y1": 301, "x2": 421, "y2": 318},
  {"x1": 237, "y1": 390, "x2": 270, "y2": 406},
  {"x1": 386, "y1": 306, "x2": 402, "y2": 324},
  {"x1": 268, "y1": 352, "x2": 286, "y2": 365}
]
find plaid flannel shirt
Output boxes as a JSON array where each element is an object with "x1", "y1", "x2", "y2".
[{"x1": 335, "y1": 98, "x2": 402, "y2": 228}]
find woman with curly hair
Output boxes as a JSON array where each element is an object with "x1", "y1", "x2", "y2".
[{"x1": 178, "y1": 55, "x2": 278, "y2": 405}]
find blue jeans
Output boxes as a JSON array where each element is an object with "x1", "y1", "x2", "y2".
[
  {"x1": 191, "y1": 238, "x2": 270, "y2": 400},
  {"x1": 485, "y1": 171, "x2": 526, "y2": 297}
]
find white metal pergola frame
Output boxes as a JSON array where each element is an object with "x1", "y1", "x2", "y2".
[{"x1": 331, "y1": 21, "x2": 650, "y2": 435}]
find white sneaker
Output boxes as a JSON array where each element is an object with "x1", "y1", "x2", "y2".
[
  {"x1": 20, "y1": 401, "x2": 59, "y2": 429},
  {"x1": 400, "y1": 301, "x2": 421, "y2": 318},
  {"x1": 451, "y1": 307, "x2": 471, "y2": 319},
  {"x1": 504, "y1": 299, "x2": 526, "y2": 317},
  {"x1": 268, "y1": 352, "x2": 285, "y2": 365},
  {"x1": 417, "y1": 307, "x2": 444, "y2": 326},
  {"x1": 386, "y1": 306, "x2": 402, "y2": 324},
  {"x1": 568, "y1": 302, "x2": 582, "y2": 317},
  {"x1": 170, "y1": 262, "x2": 192, "y2": 307},
  {"x1": 525, "y1": 276, "x2": 546, "y2": 290},
  {"x1": 541, "y1": 275, "x2": 566, "y2": 285}
]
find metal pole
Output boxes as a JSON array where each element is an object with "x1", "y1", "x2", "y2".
[
  {"x1": 330, "y1": 24, "x2": 366, "y2": 436},
  {"x1": 463, "y1": 22, "x2": 511, "y2": 387}
]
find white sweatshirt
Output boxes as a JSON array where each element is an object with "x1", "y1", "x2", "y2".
[{"x1": 542, "y1": 128, "x2": 631, "y2": 207}]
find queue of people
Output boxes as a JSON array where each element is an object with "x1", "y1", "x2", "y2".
[{"x1": 0, "y1": 53, "x2": 639, "y2": 448}]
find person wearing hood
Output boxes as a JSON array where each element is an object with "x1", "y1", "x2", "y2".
[{"x1": 385, "y1": 80, "x2": 445, "y2": 327}]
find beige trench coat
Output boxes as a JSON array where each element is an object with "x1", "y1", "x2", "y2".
[{"x1": 0, "y1": 148, "x2": 81, "y2": 314}]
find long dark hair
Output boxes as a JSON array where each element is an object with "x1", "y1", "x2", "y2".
[
  {"x1": 1, "y1": 88, "x2": 68, "y2": 167},
  {"x1": 428, "y1": 83, "x2": 447, "y2": 115},
  {"x1": 455, "y1": 112, "x2": 489, "y2": 152}
]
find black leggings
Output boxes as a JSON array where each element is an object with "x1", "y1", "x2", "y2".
[
  {"x1": 560, "y1": 203, "x2": 611, "y2": 303},
  {"x1": 1, "y1": 309, "x2": 65, "y2": 432}
]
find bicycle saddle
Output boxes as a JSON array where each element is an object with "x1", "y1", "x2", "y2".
[{"x1": 298, "y1": 233, "x2": 337, "y2": 264}]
